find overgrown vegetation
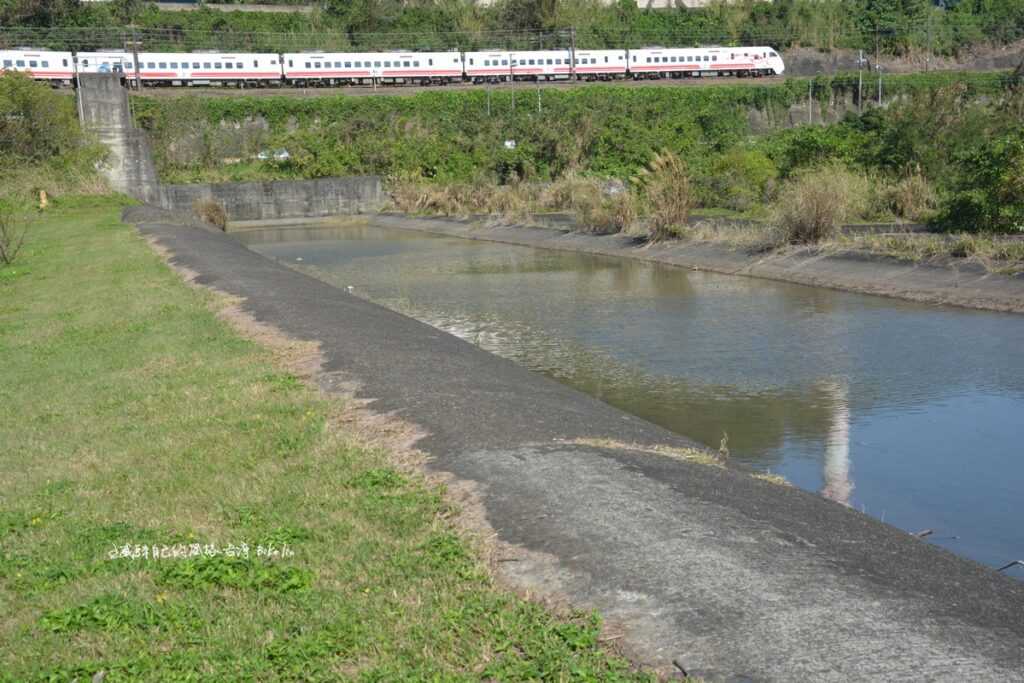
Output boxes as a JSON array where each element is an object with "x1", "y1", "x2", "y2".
[
  {"x1": 773, "y1": 163, "x2": 868, "y2": 244},
  {"x1": 0, "y1": 199, "x2": 658, "y2": 680},
  {"x1": 136, "y1": 70, "x2": 1022, "y2": 241},
  {"x1": 0, "y1": 72, "x2": 107, "y2": 199},
  {"x1": 4, "y1": 0, "x2": 1024, "y2": 56}
]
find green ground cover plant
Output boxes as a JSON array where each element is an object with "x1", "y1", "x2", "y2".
[{"x1": 0, "y1": 198, "x2": 656, "y2": 681}]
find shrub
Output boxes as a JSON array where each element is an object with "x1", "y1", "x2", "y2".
[
  {"x1": 936, "y1": 132, "x2": 1024, "y2": 233},
  {"x1": 634, "y1": 151, "x2": 693, "y2": 241},
  {"x1": 701, "y1": 148, "x2": 779, "y2": 212},
  {"x1": 885, "y1": 173, "x2": 938, "y2": 222},
  {"x1": 0, "y1": 198, "x2": 30, "y2": 266},
  {"x1": 192, "y1": 198, "x2": 228, "y2": 230},
  {"x1": 773, "y1": 163, "x2": 870, "y2": 244},
  {"x1": 577, "y1": 191, "x2": 638, "y2": 235}
]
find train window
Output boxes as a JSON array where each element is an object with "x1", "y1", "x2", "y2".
[
  {"x1": 414, "y1": 61, "x2": 420, "y2": 67},
  {"x1": 16, "y1": 60, "x2": 25, "y2": 67},
  {"x1": 63, "y1": 58, "x2": 68, "y2": 66},
  {"x1": 770, "y1": 51, "x2": 778, "y2": 57},
  {"x1": 192, "y1": 62, "x2": 199, "y2": 69},
  {"x1": 374, "y1": 61, "x2": 381, "y2": 67},
  {"x1": 225, "y1": 63, "x2": 233, "y2": 69},
  {"x1": 428, "y1": 58, "x2": 433, "y2": 65},
  {"x1": 546, "y1": 59, "x2": 552, "y2": 65},
  {"x1": 528, "y1": 59, "x2": 534, "y2": 65},
  {"x1": 645, "y1": 57, "x2": 651, "y2": 63},
  {"x1": 204, "y1": 62, "x2": 211, "y2": 69},
  {"x1": 468, "y1": 59, "x2": 473, "y2": 65},
  {"x1": 304, "y1": 62, "x2": 310, "y2": 68},
  {"x1": 215, "y1": 62, "x2": 223, "y2": 69},
  {"x1": 712, "y1": 55, "x2": 717, "y2": 62},
  {"x1": 42, "y1": 60, "x2": 49, "y2": 67},
  {"x1": 604, "y1": 56, "x2": 608, "y2": 63},
  {"x1": 254, "y1": 60, "x2": 258, "y2": 67},
  {"x1": 705, "y1": 56, "x2": 710, "y2": 61},
  {"x1": 29, "y1": 60, "x2": 37, "y2": 67},
  {"x1": 237, "y1": 62, "x2": 243, "y2": 69},
  {"x1": 157, "y1": 62, "x2": 165, "y2": 68},
  {"x1": 502, "y1": 59, "x2": 508, "y2": 65},
  {"x1": 384, "y1": 61, "x2": 391, "y2": 67},
  {"x1": 82, "y1": 59, "x2": 89, "y2": 66},
  {"x1": 334, "y1": 61, "x2": 340, "y2": 67},
  {"x1": 3, "y1": 60, "x2": 11, "y2": 67},
  {"x1": 344, "y1": 61, "x2": 351, "y2": 68},
  {"x1": 170, "y1": 62, "x2": 177, "y2": 69},
  {"x1": 403, "y1": 60, "x2": 410, "y2": 67},
  {"x1": 271, "y1": 59, "x2": 277, "y2": 65}
]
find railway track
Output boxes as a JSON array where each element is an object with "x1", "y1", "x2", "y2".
[{"x1": 125, "y1": 74, "x2": 787, "y2": 98}]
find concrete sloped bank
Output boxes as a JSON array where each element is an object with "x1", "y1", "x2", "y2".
[
  {"x1": 368, "y1": 214, "x2": 1024, "y2": 315},
  {"x1": 127, "y1": 206, "x2": 1024, "y2": 682}
]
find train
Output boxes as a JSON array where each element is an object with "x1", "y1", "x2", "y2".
[{"x1": 0, "y1": 46, "x2": 784, "y2": 87}]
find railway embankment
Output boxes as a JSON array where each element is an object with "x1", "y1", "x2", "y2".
[
  {"x1": 127, "y1": 204, "x2": 1024, "y2": 681},
  {"x1": 362, "y1": 214, "x2": 1024, "y2": 314}
]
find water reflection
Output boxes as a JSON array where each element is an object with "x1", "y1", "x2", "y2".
[
  {"x1": 822, "y1": 380, "x2": 853, "y2": 506},
  {"x1": 247, "y1": 222, "x2": 1024, "y2": 572}
]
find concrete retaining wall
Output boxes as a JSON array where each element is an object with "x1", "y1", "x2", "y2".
[
  {"x1": 78, "y1": 74, "x2": 161, "y2": 204},
  {"x1": 160, "y1": 177, "x2": 384, "y2": 222}
]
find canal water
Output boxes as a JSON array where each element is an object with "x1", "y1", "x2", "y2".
[{"x1": 244, "y1": 222, "x2": 1024, "y2": 574}]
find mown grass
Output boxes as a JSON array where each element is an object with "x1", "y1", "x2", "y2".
[{"x1": 0, "y1": 199, "x2": 655, "y2": 682}]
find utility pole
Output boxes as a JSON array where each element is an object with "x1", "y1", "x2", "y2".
[
  {"x1": 926, "y1": 10, "x2": 933, "y2": 73},
  {"x1": 569, "y1": 26, "x2": 577, "y2": 81},
  {"x1": 808, "y1": 77, "x2": 813, "y2": 125},
  {"x1": 858, "y1": 49, "x2": 864, "y2": 113},
  {"x1": 127, "y1": 29, "x2": 141, "y2": 90}
]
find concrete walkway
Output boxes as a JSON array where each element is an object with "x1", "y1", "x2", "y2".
[{"x1": 129, "y1": 207, "x2": 1024, "y2": 682}]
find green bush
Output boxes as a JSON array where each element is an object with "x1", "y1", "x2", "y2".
[
  {"x1": 699, "y1": 148, "x2": 779, "y2": 212},
  {"x1": 937, "y1": 132, "x2": 1024, "y2": 233}
]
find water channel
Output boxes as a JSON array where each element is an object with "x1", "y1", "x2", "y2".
[{"x1": 243, "y1": 221, "x2": 1024, "y2": 575}]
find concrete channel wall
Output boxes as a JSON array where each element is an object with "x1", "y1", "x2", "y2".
[
  {"x1": 77, "y1": 76, "x2": 384, "y2": 218},
  {"x1": 160, "y1": 177, "x2": 384, "y2": 221},
  {"x1": 77, "y1": 74, "x2": 162, "y2": 204}
]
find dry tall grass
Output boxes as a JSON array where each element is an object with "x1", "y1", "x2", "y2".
[
  {"x1": 192, "y1": 198, "x2": 228, "y2": 230},
  {"x1": 773, "y1": 163, "x2": 870, "y2": 244},
  {"x1": 884, "y1": 173, "x2": 938, "y2": 222},
  {"x1": 634, "y1": 151, "x2": 693, "y2": 241}
]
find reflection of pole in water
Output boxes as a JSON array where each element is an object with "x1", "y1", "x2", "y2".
[{"x1": 821, "y1": 380, "x2": 853, "y2": 506}]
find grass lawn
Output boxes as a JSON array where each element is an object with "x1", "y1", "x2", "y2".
[{"x1": 0, "y1": 198, "x2": 653, "y2": 681}]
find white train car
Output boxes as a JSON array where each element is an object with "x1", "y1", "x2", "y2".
[
  {"x1": 462, "y1": 51, "x2": 511, "y2": 83},
  {"x1": 282, "y1": 52, "x2": 462, "y2": 85},
  {"x1": 628, "y1": 46, "x2": 783, "y2": 78},
  {"x1": 0, "y1": 49, "x2": 75, "y2": 83},
  {"x1": 509, "y1": 50, "x2": 572, "y2": 80},
  {"x1": 77, "y1": 51, "x2": 281, "y2": 85},
  {"x1": 572, "y1": 49, "x2": 628, "y2": 80}
]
